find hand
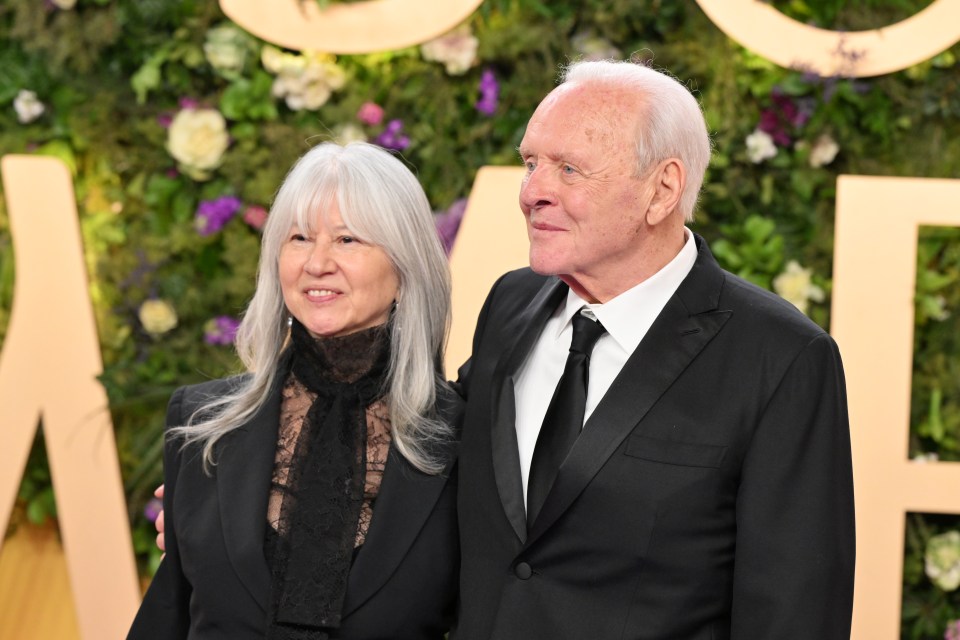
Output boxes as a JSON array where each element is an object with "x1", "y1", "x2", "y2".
[{"x1": 154, "y1": 484, "x2": 166, "y2": 553}]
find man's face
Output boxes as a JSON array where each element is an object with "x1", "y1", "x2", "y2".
[{"x1": 518, "y1": 82, "x2": 660, "y2": 302}]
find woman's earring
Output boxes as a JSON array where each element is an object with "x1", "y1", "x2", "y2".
[{"x1": 287, "y1": 316, "x2": 293, "y2": 328}]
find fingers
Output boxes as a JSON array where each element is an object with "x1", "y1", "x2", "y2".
[{"x1": 155, "y1": 489, "x2": 166, "y2": 552}]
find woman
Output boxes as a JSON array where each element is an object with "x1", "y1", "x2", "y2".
[{"x1": 128, "y1": 142, "x2": 460, "y2": 639}]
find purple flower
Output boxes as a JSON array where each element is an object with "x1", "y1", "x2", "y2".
[
  {"x1": 435, "y1": 198, "x2": 468, "y2": 256},
  {"x1": 475, "y1": 69, "x2": 499, "y2": 116},
  {"x1": 195, "y1": 195, "x2": 242, "y2": 236},
  {"x1": 156, "y1": 112, "x2": 174, "y2": 128},
  {"x1": 204, "y1": 315, "x2": 241, "y2": 345},
  {"x1": 178, "y1": 97, "x2": 200, "y2": 110},
  {"x1": 144, "y1": 497, "x2": 162, "y2": 523},
  {"x1": 373, "y1": 119, "x2": 410, "y2": 151},
  {"x1": 757, "y1": 89, "x2": 812, "y2": 146}
]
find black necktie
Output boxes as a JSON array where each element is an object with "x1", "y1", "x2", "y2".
[{"x1": 527, "y1": 310, "x2": 606, "y2": 527}]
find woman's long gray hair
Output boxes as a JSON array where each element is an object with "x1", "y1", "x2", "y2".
[{"x1": 171, "y1": 142, "x2": 453, "y2": 474}]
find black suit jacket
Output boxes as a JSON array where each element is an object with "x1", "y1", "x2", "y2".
[
  {"x1": 454, "y1": 236, "x2": 854, "y2": 640},
  {"x1": 129, "y1": 372, "x2": 461, "y2": 640}
]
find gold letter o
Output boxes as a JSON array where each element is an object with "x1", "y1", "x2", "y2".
[
  {"x1": 220, "y1": 0, "x2": 483, "y2": 54},
  {"x1": 695, "y1": 0, "x2": 960, "y2": 77}
]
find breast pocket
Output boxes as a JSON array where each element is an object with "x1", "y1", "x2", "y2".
[{"x1": 624, "y1": 434, "x2": 727, "y2": 469}]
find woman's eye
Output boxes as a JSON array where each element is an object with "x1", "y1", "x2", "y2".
[
  {"x1": 291, "y1": 233, "x2": 307, "y2": 242},
  {"x1": 339, "y1": 236, "x2": 356, "y2": 244}
]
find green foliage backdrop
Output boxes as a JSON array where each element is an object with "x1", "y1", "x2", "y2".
[{"x1": 1, "y1": 1, "x2": 959, "y2": 636}]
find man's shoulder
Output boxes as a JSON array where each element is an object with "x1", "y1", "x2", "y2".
[{"x1": 718, "y1": 268, "x2": 828, "y2": 343}]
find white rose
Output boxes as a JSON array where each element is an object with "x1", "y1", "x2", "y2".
[
  {"x1": 14, "y1": 90, "x2": 45, "y2": 124},
  {"x1": 138, "y1": 299, "x2": 178, "y2": 336},
  {"x1": 335, "y1": 123, "x2": 367, "y2": 145},
  {"x1": 421, "y1": 24, "x2": 478, "y2": 76},
  {"x1": 51, "y1": 0, "x2": 76, "y2": 9},
  {"x1": 166, "y1": 108, "x2": 230, "y2": 181},
  {"x1": 746, "y1": 129, "x2": 777, "y2": 164},
  {"x1": 773, "y1": 260, "x2": 825, "y2": 316},
  {"x1": 204, "y1": 24, "x2": 249, "y2": 75},
  {"x1": 263, "y1": 48, "x2": 345, "y2": 111},
  {"x1": 808, "y1": 133, "x2": 840, "y2": 168},
  {"x1": 926, "y1": 531, "x2": 960, "y2": 592}
]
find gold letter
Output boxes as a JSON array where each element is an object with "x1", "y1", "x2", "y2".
[
  {"x1": 220, "y1": 0, "x2": 484, "y2": 54},
  {"x1": 831, "y1": 175, "x2": 960, "y2": 639},
  {"x1": 445, "y1": 167, "x2": 528, "y2": 374},
  {"x1": 695, "y1": 0, "x2": 960, "y2": 77},
  {"x1": 0, "y1": 156, "x2": 140, "y2": 639}
]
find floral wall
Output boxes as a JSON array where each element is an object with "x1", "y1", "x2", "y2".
[{"x1": 1, "y1": 0, "x2": 959, "y2": 636}]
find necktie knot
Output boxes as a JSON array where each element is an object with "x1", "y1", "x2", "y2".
[{"x1": 570, "y1": 312, "x2": 606, "y2": 356}]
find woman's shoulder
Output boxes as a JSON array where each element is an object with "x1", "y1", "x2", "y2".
[{"x1": 166, "y1": 374, "x2": 252, "y2": 427}]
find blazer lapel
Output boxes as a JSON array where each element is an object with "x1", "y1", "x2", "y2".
[
  {"x1": 341, "y1": 447, "x2": 452, "y2": 617},
  {"x1": 490, "y1": 278, "x2": 568, "y2": 543},
  {"x1": 216, "y1": 371, "x2": 285, "y2": 611},
  {"x1": 527, "y1": 238, "x2": 732, "y2": 542}
]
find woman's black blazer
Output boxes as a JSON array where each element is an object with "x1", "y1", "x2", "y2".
[{"x1": 128, "y1": 372, "x2": 461, "y2": 640}]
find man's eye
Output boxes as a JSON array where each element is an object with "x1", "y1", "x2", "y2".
[
  {"x1": 562, "y1": 165, "x2": 576, "y2": 175},
  {"x1": 524, "y1": 160, "x2": 536, "y2": 171}
]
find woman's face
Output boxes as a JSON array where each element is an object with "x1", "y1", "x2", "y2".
[{"x1": 279, "y1": 202, "x2": 400, "y2": 338}]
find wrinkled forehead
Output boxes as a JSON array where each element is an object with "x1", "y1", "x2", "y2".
[{"x1": 521, "y1": 82, "x2": 642, "y2": 157}]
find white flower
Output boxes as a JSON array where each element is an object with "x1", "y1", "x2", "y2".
[
  {"x1": 809, "y1": 133, "x2": 840, "y2": 168},
  {"x1": 261, "y1": 46, "x2": 346, "y2": 111},
  {"x1": 166, "y1": 108, "x2": 230, "y2": 181},
  {"x1": 335, "y1": 123, "x2": 367, "y2": 145},
  {"x1": 14, "y1": 90, "x2": 45, "y2": 124},
  {"x1": 138, "y1": 299, "x2": 178, "y2": 336},
  {"x1": 51, "y1": 0, "x2": 76, "y2": 9},
  {"x1": 773, "y1": 260, "x2": 825, "y2": 316},
  {"x1": 570, "y1": 30, "x2": 622, "y2": 62},
  {"x1": 204, "y1": 24, "x2": 250, "y2": 76},
  {"x1": 420, "y1": 24, "x2": 478, "y2": 76},
  {"x1": 926, "y1": 531, "x2": 960, "y2": 592},
  {"x1": 746, "y1": 129, "x2": 777, "y2": 163},
  {"x1": 912, "y1": 452, "x2": 940, "y2": 463}
]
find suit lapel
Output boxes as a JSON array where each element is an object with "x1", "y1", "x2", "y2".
[
  {"x1": 490, "y1": 278, "x2": 567, "y2": 543},
  {"x1": 341, "y1": 447, "x2": 452, "y2": 617},
  {"x1": 216, "y1": 370, "x2": 286, "y2": 611},
  {"x1": 527, "y1": 238, "x2": 732, "y2": 542}
]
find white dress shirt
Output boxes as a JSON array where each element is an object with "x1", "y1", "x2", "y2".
[{"x1": 513, "y1": 229, "x2": 698, "y2": 505}]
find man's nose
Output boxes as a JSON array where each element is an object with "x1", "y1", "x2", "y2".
[{"x1": 519, "y1": 166, "x2": 556, "y2": 212}]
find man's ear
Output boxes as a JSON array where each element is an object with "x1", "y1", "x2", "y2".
[{"x1": 646, "y1": 158, "x2": 685, "y2": 226}]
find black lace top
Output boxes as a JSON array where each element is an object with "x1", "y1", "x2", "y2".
[{"x1": 264, "y1": 321, "x2": 392, "y2": 639}]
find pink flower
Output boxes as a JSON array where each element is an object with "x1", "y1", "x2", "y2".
[
  {"x1": 243, "y1": 205, "x2": 268, "y2": 230},
  {"x1": 357, "y1": 102, "x2": 385, "y2": 126}
]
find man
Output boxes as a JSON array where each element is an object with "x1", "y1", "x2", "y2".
[{"x1": 452, "y1": 60, "x2": 854, "y2": 639}]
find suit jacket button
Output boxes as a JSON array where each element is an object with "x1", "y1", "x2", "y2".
[{"x1": 514, "y1": 562, "x2": 532, "y2": 580}]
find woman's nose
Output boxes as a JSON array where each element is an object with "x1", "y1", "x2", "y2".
[{"x1": 304, "y1": 242, "x2": 334, "y2": 275}]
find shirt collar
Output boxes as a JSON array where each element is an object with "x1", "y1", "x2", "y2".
[{"x1": 555, "y1": 228, "x2": 698, "y2": 354}]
